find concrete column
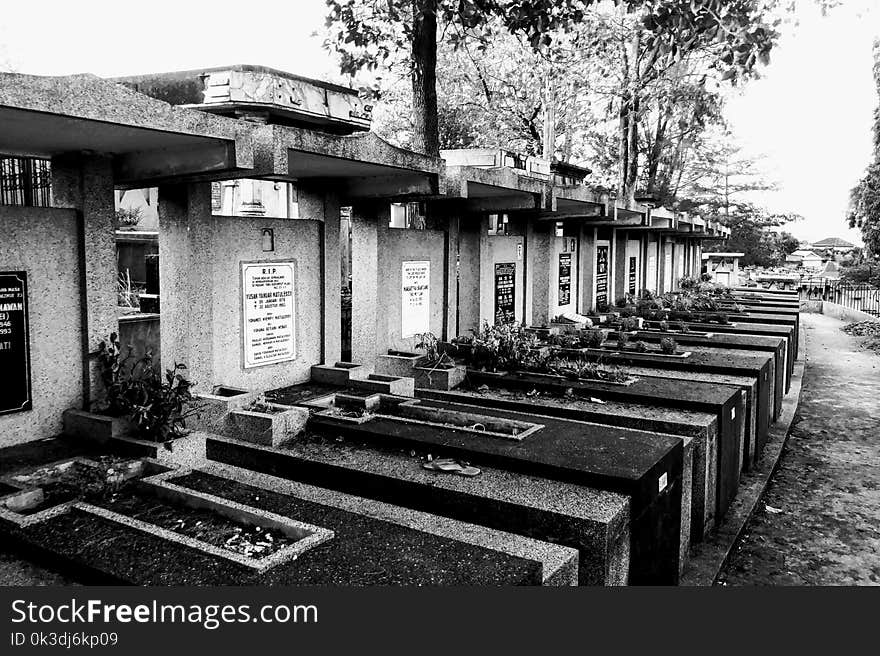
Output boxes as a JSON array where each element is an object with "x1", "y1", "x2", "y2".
[
  {"x1": 350, "y1": 203, "x2": 379, "y2": 364},
  {"x1": 444, "y1": 211, "x2": 460, "y2": 340},
  {"x1": 51, "y1": 154, "x2": 117, "y2": 408},
  {"x1": 157, "y1": 183, "x2": 214, "y2": 387},
  {"x1": 298, "y1": 185, "x2": 342, "y2": 364},
  {"x1": 577, "y1": 224, "x2": 594, "y2": 313},
  {"x1": 322, "y1": 193, "x2": 342, "y2": 364},
  {"x1": 528, "y1": 220, "x2": 551, "y2": 326},
  {"x1": 613, "y1": 228, "x2": 627, "y2": 303},
  {"x1": 457, "y1": 215, "x2": 481, "y2": 336}
]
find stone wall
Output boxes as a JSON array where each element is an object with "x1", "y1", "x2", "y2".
[
  {"x1": 0, "y1": 206, "x2": 83, "y2": 446},
  {"x1": 375, "y1": 224, "x2": 447, "y2": 353},
  {"x1": 208, "y1": 216, "x2": 322, "y2": 391}
]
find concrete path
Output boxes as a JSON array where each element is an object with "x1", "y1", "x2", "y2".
[{"x1": 719, "y1": 312, "x2": 880, "y2": 586}]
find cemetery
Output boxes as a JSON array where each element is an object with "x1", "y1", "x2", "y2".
[{"x1": 0, "y1": 64, "x2": 804, "y2": 587}]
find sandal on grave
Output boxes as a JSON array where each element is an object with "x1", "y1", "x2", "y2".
[
  {"x1": 422, "y1": 458, "x2": 481, "y2": 477},
  {"x1": 422, "y1": 458, "x2": 463, "y2": 472}
]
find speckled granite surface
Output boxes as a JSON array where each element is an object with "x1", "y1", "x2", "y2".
[
  {"x1": 189, "y1": 462, "x2": 579, "y2": 586},
  {"x1": 418, "y1": 387, "x2": 718, "y2": 540},
  {"x1": 206, "y1": 435, "x2": 631, "y2": 585}
]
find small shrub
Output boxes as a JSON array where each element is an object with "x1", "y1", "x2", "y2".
[
  {"x1": 658, "y1": 320, "x2": 670, "y2": 333},
  {"x1": 616, "y1": 331, "x2": 629, "y2": 349},
  {"x1": 634, "y1": 341, "x2": 649, "y2": 353},
  {"x1": 716, "y1": 313, "x2": 730, "y2": 325},
  {"x1": 621, "y1": 316, "x2": 639, "y2": 331},
  {"x1": 619, "y1": 306, "x2": 636, "y2": 318},
  {"x1": 678, "y1": 322, "x2": 690, "y2": 334},
  {"x1": 584, "y1": 329, "x2": 608, "y2": 348},
  {"x1": 660, "y1": 337, "x2": 677, "y2": 355}
]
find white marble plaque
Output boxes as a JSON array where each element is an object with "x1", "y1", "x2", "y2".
[
  {"x1": 241, "y1": 261, "x2": 296, "y2": 368},
  {"x1": 401, "y1": 260, "x2": 430, "y2": 338}
]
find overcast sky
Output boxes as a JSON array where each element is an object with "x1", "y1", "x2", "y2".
[{"x1": 1, "y1": 0, "x2": 877, "y2": 245}]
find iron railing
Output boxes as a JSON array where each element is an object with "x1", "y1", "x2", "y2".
[
  {"x1": 0, "y1": 156, "x2": 51, "y2": 207},
  {"x1": 798, "y1": 276, "x2": 880, "y2": 316}
]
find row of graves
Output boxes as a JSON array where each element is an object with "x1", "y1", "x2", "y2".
[{"x1": 0, "y1": 66, "x2": 800, "y2": 586}]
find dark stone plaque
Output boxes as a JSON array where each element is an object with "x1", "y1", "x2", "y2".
[
  {"x1": 0, "y1": 271, "x2": 32, "y2": 415},
  {"x1": 558, "y1": 253, "x2": 571, "y2": 306},
  {"x1": 494, "y1": 262, "x2": 516, "y2": 323}
]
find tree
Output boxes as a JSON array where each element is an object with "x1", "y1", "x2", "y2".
[
  {"x1": 322, "y1": 0, "x2": 591, "y2": 156},
  {"x1": 846, "y1": 40, "x2": 880, "y2": 256}
]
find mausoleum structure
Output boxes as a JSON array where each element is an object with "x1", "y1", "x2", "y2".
[{"x1": 0, "y1": 69, "x2": 443, "y2": 446}]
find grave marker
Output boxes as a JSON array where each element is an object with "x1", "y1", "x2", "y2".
[{"x1": 0, "y1": 271, "x2": 31, "y2": 415}]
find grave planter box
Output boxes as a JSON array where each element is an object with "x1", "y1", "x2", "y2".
[
  {"x1": 191, "y1": 386, "x2": 258, "y2": 433},
  {"x1": 108, "y1": 432, "x2": 207, "y2": 468},
  {"x1": 349, "y1": 374, "x2": 415, "y2": 397},
  {"x1": 310, "y1": 362, "x2": 371, "y2": 386},
  {"x1": 413, "y1": 364, "x2": 467, "y2": 390},
  {"x1": 225, "y1": 404, "x2": 309, "y2": 447},
  {"x1": 375, "y1": 351, "x2": 428, "y2": 377},
  {"x1": 62, "y1": 409, "x2": 133, "y2": 444}
]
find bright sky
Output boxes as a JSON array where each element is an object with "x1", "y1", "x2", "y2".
[{"x1": 1, "y1": 0, "x2": 877, "y2": 245}]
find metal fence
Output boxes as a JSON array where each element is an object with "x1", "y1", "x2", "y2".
[
  {"x1": 0, "y1": 156, "x2": 51, "y2": 207},
  {"x1": 798, "y1": 277, "x2": 880, "y2": 317}
]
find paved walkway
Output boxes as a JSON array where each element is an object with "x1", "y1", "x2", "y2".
[{"x1": 719, "y1": 312, "x2": 880, "y2": 585}]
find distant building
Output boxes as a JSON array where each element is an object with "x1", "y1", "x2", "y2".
[
  {"x1": 808, "y1": 237, "x2": 856, "y2": 253},
  {"x1": 702, "y1": 252, "x2": 743, "y2": 286},
  {"x1": 786, "y1": 250, "x2": 823, "y2": 270}
]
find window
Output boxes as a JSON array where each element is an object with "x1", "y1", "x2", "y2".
[
  {"x1": 0, "y1": 156, "x2": 51, "y2": 207},
  {"x1": 389, "y1": 202, "x2": 426, "y2": 229},
  {"x1": 488, "y1": 213, "x2": 509, "y2": 236}
]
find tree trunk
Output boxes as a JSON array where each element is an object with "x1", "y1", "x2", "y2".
[
  {"x1": 542, "y1": 76, "x2": 556, "y2": 160},
  {"x1": 411, "y1": 0, "x2": 439, "y2": 157}
]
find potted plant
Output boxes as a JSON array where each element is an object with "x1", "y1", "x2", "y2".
[
  {"x1": 412, "y1": 332, "x2": 466, "y2": 390},
  {"x1": 64, "y1": 333, "x2": 200, "y2": 450}
]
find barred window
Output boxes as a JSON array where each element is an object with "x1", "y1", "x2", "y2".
[{"x1": 0, "y1": 156, "x2": 51, "y2": 207}]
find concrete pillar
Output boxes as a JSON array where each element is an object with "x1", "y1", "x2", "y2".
[
  {"x1": 457, "y1": 215, "x2": 481, "y2": 336},
  {"x1": 350, "y1": 203, "x2": 379, "y2": 364},
  {"x1": 322, "y1": 193, "x2": 342, "y2": 364},
  {"x1": 613, "y1": 228, "x2": 628, "y2": 304},
  {"x1": 51, "y1": 154, "x2": 117, "y2": 408},
  {"x1": 528, "y1": 219, "x2": 551, "y2": 326},
  {"x1": 444, "y1": 212, "x2": 460, "y2": 340},
  {"x1": 298, "y1": 185, "x2": 342, "y2": 364},
  {"x1": 157, "y1": 183, "x2": 215, "y2": 387},
  {"x1": 577, "y1": 224, "x2": 594, "y2": 313}
]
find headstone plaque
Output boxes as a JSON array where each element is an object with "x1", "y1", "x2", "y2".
[
  {"x1": 0, "y1": 271, "x2": 32, "y2": 415},
  {"x1": 628, "y1": 256, "x2": 637, "y2": 294},
  {"x1": 494, "y1": 262, "x2": 516, "y2": 323},
  {"x1": 401, "y1": 260, "x2": 430, "y2": 337},
  {"x1": 241, "y1": 262, "x2": 296, "y2": 368},
  {"x1": 595, "y1": 245, "x2": 609, "y2": 309},
  {"x1": 558, "y1": 253, "x2": 572, "y2": 306}
]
